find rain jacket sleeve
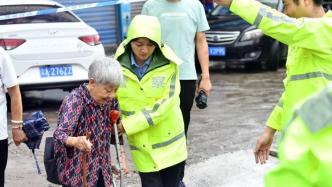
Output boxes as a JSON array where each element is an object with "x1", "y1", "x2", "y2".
[
  {"x1": 230, "y1": 0, "x2": 332, "y2": 55},
  {"x1": 122, "y1": 71, "x2": 180, "y2": 136},
  {"x1": 266, "y1": 93, "x2": 284, "y2": 131}
]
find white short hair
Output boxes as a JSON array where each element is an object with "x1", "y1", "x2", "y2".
[{"x1": 88, "y1": 57, "x2": 123, "y2": 86}]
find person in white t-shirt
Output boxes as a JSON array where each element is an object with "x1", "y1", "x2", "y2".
[{"x1": 0, "y1": 48, "x2": 27, "y2": 187}]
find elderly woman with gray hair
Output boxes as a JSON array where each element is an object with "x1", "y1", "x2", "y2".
[{"x1": 53, "y1": 57, "x2": 123, "y2": 187}]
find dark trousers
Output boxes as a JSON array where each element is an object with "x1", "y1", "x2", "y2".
[
  {"x1": 0, "y1": 139, "x2": 8, "y2": 187},
  {"x1": 179, "y1": 80, "x2": 196, "y2": 182},
  {"x1": 139, "y1": 161, "x2": 185, "y2": 187},
  {"x1": 180, "y1": 80, "x2": 196, "y2": 136}
]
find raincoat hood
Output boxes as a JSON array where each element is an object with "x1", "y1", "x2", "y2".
[
  {"x1": 115, "y1": 15, "x2": 182, "y2": 65},
  {"x1": 126, "y1": 15, "x2": 162, "y2": 48}
]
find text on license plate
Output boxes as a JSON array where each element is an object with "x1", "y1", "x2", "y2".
[
  {"x1": 39, "y1": 65, "x2": 73, "y2": 78},
  {"x1": 208, "y1": 46, "x2": 226, "y2": 56}
]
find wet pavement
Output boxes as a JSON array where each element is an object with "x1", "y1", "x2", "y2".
[{"x1": 6, "y1": 68, "x2": 285, "y2": 187}]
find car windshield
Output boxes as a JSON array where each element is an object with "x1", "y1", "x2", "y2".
[
  {"x1": 211, "y1": 0, "x2": 279, "y2": 16},
  {"x1": 0, "y1": 5, "x2": 80, "y2": 25}
]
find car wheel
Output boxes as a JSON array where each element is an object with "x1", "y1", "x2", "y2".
[{"x1": 264, "y1": 41, "x2": 281, "y2": 71}]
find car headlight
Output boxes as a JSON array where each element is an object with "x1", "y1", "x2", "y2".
[{"x1": 240, "y1": 29, "x2": 263, "y2": 41}]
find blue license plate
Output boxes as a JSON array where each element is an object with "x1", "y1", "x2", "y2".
[
  {"x1": 208, "y1": 46, "x2": 226, "y2": 56},
  {"x1": 39, "y1": 65, "x2": 73, "y2": 78}
]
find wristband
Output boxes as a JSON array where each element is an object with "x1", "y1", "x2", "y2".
[
  {"x1": 11, "y1": 120, "x2": 23, "y2": 124},
  {"x1": 12, "y1": 124, "x2": 23, "y2": 129}
]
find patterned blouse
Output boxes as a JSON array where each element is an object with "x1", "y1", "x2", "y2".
[{"x1": 54, "y1": 84, "x2": 119, "y2": 187}]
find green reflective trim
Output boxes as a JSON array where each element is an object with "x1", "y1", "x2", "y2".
[
  {"x1": 291, "y1": 71, "x2": 332, "y2": 81},
  {"x1": 169, "y1": 73, "x2": 176, "y2": 97},
  {"x1": 277, "y1": 100, "x2": 283, "y2": 108},
  {"x1": 254, "y1": 6, "x2": 296, "y2": 26},
  {"x1": 129, "y1": 145, "x2": 140, "y2": 151},
  {"x1": 142, "y1": 109, "x2": 154, "y2": 126},
  {"x1": 141, "y1": 73, "x2": 176, "y2": 126},
  {"x1": 151, "y1": 99, "x2": 167, "y2": 113},
  {"x1": 142, "y1": 99, "x2": 167, "y2": 126},
  {"x1": 152, "y1": 132, "x2": 185, "y2": 149},
  {"x1": 266, "y1": 12, "x2": 296, "y2": 23},
  {"x1": 121, "y1": 110, "x2": 135, "y2": 116},
  {"x1": 297, "y1": 87, "x2": 332, "y2": 133},
  {"x1": 254, "y1": 7, "x2": 265, "y2": 26}
]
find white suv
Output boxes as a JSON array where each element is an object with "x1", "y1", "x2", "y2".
[{"x1": 0, "y1": 0, "x2": 105, "y2": 91}]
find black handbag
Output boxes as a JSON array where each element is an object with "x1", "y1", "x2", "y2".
[{"x1": 43, "y1": 137, "x2": 61, "y2": 184}]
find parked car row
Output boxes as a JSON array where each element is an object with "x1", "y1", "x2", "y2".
[{"x1": 0, "y1": 0, "x2": 105, "y2": 91}]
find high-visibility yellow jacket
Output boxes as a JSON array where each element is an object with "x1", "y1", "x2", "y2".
[
  {"x1": 114, "y1": 15, "x2": 187, "y2": 172},
  {"x1": 265, "y1": 84, "x2": 332, "y2": 187},
  {"x1": 230, "y1": 0, "x2": 332, "y2": 130}
]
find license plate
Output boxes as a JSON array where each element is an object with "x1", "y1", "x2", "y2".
[
  {"x1": 208, "y1": 46, "x2": 226, "y2": 56},
  {"x1": 39, "y1": 65, "x2": 73, "y2": 78}
]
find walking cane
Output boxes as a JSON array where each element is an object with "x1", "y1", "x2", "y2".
[
  {"x1": 110, "y1": 110, "x2": 124, "y2": 187},
  {"x1": 82, "y1": 132, "x2": 90, "y2": 187}
]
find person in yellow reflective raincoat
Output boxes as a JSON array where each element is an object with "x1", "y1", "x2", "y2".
[
  {"x1": 114, "y1": 15, "x2": 187, "y2": 187},
  {"x1": 214, "y1": 0, "x2": 332, "y2": 164},
  {"x1": 265, "y1": 84, "x2": 332, "y2": 186}
]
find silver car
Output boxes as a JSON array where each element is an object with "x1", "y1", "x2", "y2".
[{"x1": 0, "y1": 0, "x2": 105, "y2": 91}]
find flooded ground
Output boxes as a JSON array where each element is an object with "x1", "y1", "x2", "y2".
[{"x1": 6, "y1": 68, "x2": 285, "y2": 187}]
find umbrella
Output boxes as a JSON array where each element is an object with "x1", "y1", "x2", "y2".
[{"x1": 22, "y1": 110, "x2": 50, "y2": 174}]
